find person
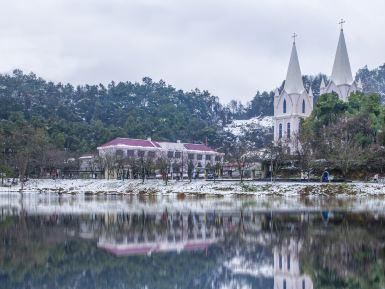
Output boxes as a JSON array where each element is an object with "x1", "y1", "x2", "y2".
[
  {"x1": 321, "y1": 170, "x2": 329, "y2": 183},
  {"x1": 373, "y1": 174, "x2": 379, "y2": 182}
]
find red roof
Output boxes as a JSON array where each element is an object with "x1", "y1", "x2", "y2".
[
  {"x1": 184, "y1": 143, "x2": 215, "y2": 152},
  {"x1": 99, "y1": 138, "x2": 219, "y2": 153},
  {"x1": 99, "y1": 138, "x2": 157, "y2": 148}
]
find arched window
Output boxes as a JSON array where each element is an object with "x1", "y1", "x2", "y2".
[
  {"x1": 283, "y1": 280, "x2": 287, "y2": 289},
  {"x1": 283, "y1": 99, "x2": 287, "y2": 113},
  {"x1": 287, "y1": 123, "x2": 291, "y2": 139},
  {"x1": 302, "y1": 279, "x2": 306, "y2": 289},
  {"x1": 302, "y1": 99, "x2": 305, "y2": 113},
  {"x1": 279, "y1": 124, "x2": 283, "y2": 139},
  {"x1": 287, "y1": 254, "x2": 291, "y2": 270}
]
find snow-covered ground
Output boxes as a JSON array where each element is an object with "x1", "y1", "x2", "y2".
[
  {"x1": 0, "y1": 178, "x2": 384, "y2": 196},
  {"x1": 225, "y1": 116, "x2": 273, "y2": 136},
  {"x1": 1, "y1": 179, "x2": 385, "y2": 215}
]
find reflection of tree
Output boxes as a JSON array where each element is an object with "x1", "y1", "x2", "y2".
[{"x1": 300, "y1": 224, "x2": 385, "y2": 289}]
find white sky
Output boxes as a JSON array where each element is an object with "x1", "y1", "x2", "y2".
[{"x1": 0, "y1": 0, "x2": 383, "y2": 103}]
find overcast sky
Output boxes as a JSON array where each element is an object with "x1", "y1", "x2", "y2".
[{"x1": 0, "y1": 0, "x2": 383, "y2": 103}]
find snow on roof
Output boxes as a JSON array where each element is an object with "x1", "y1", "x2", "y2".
[
  {"x1": 79, "y1": 153, "x2": 95, "y2": 159},
  {"x1": 98, "y1": 138, "x2": 220, "y2": 154},
  {"x1": 157, "y1": 141, "x2": 185, "y2": 151},
  {"x1": 98, "y1": 138, "x2": 158, "y2": 148},
  {"x1": 184, "y1": 143, "x2": 215, "y2": 152}
]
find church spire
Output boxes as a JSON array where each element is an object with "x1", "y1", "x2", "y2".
[
  {"x1": 330, "y1": 25, "x2": 353, "y2": 86},
  {"x1": 284, "y1": 36, "x2": 305, "y2": 94}
]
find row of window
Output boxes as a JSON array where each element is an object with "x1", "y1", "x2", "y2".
[
  {"x1": 282, "y1": 279, "x2": 306, "y2": 289},
  {"x1": 116, "y1": 150, "x2": 220, "y2": 161},
  {"x1": 278, "y1": 123, "x2": 291, "y2": 139},
  {"x1": 282, "y1": 99, "x2": 306, "y2": 114}
]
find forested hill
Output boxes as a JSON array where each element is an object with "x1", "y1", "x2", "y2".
[{"x1": 0, "y1": 70, "x2": 232, "y2": 152}]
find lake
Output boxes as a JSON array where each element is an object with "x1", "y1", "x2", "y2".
[{"x1": 0, "y1": 192, "x2": 384, "y2": 289}]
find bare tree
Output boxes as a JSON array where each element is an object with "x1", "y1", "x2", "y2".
[
  {"x1": 99, "y1": 150, "x2": 118, "y2": 180},
  {"x1": 156, "y1": 151, "x2": 171, "y2": 185}
]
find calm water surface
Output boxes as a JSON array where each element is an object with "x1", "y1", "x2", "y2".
[{"x1": 0, "y1": 193, "x2": 385, "y2": 289}]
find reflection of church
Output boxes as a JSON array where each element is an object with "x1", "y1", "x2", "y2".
[{"x1": 274, "y1": 239, "x2": 313, "y2": 289}]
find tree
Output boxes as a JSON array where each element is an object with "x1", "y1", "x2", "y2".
[
  {"x1": 222, "y1": 134, "x2": 255, "y2": 182},
  {"x1": 99, "y1": 150, "x2": 117, "y2": 180},
  {"x1": 299, "y1": 91, "x2": 385, "y2": 178},
  {"x1": 156, "y1": 151, "x2": 171, "y2": 185}
]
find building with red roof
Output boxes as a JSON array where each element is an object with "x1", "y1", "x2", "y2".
[{"x1": 94, "y1": 137, "x2": 224, "y2": 179}]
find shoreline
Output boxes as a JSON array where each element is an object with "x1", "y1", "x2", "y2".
[{"x1": 0, "y1": 178, "x2": 384, "y2": 197}]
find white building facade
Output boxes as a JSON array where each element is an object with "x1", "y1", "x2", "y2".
[
  {"x1": 274, "y1": 27, "x2": 361, "y2": 152},
  {"x1": 320, "y1": 28, "x2": 362, "y2": 101},
  {"x1": 274, "y1": 41, "x2": 313, "y2": 153}
]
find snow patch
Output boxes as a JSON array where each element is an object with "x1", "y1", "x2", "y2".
[{"x1": 225, "y1": 116, "x2": 273, "y2": 136}]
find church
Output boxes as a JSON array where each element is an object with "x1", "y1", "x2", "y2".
[{"x1": 273, "y1": 23, "x2": 362, "y2": 152}]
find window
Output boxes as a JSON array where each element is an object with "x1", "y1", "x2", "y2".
[
  {"x1": 279, "y1": 254, "x2": 282, "y2": 269},
  {"x1": 197, "y1": 154, "x2": 202, "y2": 160},
  {"x1": 167, "y1": 151, "x2": 174, "y2": 158},
  {"x1": 283, "y1": 99, "x2": 287, "y2": 113},
  {"x1": 279, "y1": 124, "x2": 283, "y2": 139},
  {"x1": 302, "y1": 279, "x2": 306, "y2": 289},
  {"x1": 127, "y1": 150, "x2": 135, "y2": 157},
  {"x1": 138, "y1": 151, "x2": 145, "y2": 157},
  {"x1": 287, "y1": 123, "x2": 291, "y2": 139},
  {"x1": 287, "y1": 254, "x2": 291, "y2": 270},
  {"x1": 148, "y1": 151, "x2": 155, "y2": 158},
  {"x1": 283, "y1": 280, "x2": 287, "y2": 289},
  {"x1": 175, "y1": 151, "x2": 181, "y2": 158},
  {"x1": 188, "y1": 154, "x2": 195, "y2": 160},
  {"x1": 206, "y1": 155, "x2": 211, "y2": 161},
  {"x1": 302, "y1": 99, "x2": 306, "y2": 113},
  {"x1": 116, "y1": 150, "x2": 124, "y2": 159},
  {"x1": 215, "y1": 156, "x2": 221, "y2": 161}
]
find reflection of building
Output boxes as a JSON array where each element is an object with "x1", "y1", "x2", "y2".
[
  {"x1": 274, "y1": 239, "x2": 313, "y2": 289},
  {"x1": 96, "y1": 212, "x2": 225, "y2": 256},
  {"x1": 98, "y1": 226, "x2": 222, "y2": 256}
]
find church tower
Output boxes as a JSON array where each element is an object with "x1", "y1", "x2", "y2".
[
  {"x1": 274, "y1": 36, "x2": 313, "y2": 152},
  {"x1": 320, "y1": 22, "x2": 362, "y2": 101}
]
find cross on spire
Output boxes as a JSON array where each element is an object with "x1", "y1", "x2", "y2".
[
  {"x1": 339, "y1": 18, "x2": 345, "y2": 30},
  {"x1": 292, "y1": 32, "x2": 297, "y2": 43}
]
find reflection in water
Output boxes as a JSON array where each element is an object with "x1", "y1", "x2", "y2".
[{"x1": 1, "y1": 204, "x2": 385, "y2": 289}]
